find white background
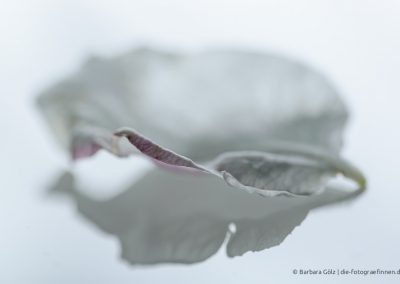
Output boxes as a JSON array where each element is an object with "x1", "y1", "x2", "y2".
[{"x1": 0, "y1": 0, "x2": 399, "y2": 283}]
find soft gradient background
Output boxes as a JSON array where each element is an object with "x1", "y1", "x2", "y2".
[{"x1": 1, "y1": 1, "x2": 399, "y2": 283}]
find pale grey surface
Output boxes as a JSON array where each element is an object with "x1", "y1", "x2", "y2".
[{"x1": 1, "y1": 0, "x2": 399, "y2": 283}]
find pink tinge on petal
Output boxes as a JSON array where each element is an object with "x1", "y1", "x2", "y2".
[
  {"x1": 114, "y1": 128, "x2": 206, "y2": 172},
  {"x1": 71, "y1": 141, "x2": 101, "y2": 160}
]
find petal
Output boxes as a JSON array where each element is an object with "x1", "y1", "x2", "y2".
[
  {"x1": 37, "y1": 48, "x2": 347, "y2": 160},
  {"x1": 37, "y1": 48, "x2": 364, "y2": 196},
  {"x1": 215, "y1": 151, "x2": 334, "y2": 196},
  {"x1": 114, "y1": 129, "x2": 365, "y2": 196},
  {"x1": 114, "y1": 127, "x2": 207, "y2": 172}
]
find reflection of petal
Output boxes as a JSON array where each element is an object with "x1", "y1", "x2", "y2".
[
  {"x1": 120, "y1": 216, "x2": 229, "y2": 264},
  {"x1": 50, "y1": 167, "x2": 363, "y2": 265},
  {"x1": 227, "y1": 209, "x2": 309, "y2": 257}
]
